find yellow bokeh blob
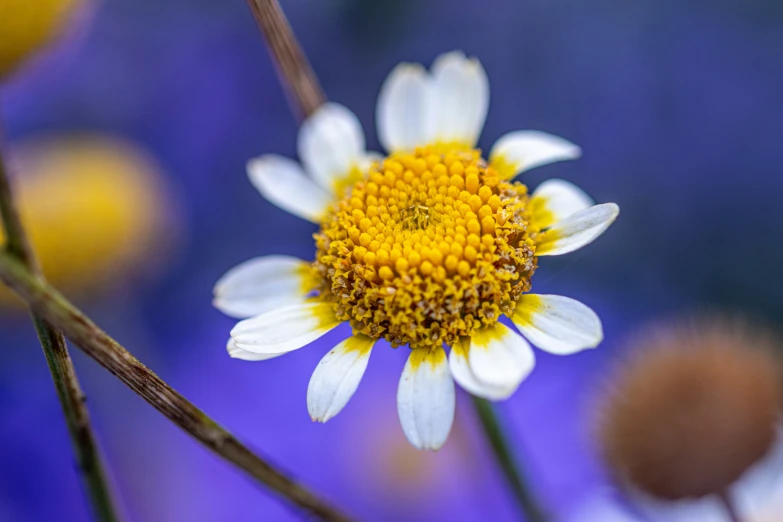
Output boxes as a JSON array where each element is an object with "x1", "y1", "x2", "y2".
[
  {"x1": 0, "y1": 135, "x2": 178, "y2": 306},
  {"x1": 0, "y1": 0, "x2": 82, "y2": 79}
]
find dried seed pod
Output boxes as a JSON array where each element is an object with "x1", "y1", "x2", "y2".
[{"x1": 599, "y1": 317, "x2": 783, "y2": 500}]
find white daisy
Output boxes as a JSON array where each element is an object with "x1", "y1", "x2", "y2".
[{"x1": 214, "y1": 51, "x2": 619, "y2": 450}]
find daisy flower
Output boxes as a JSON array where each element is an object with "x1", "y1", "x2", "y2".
[
  {"x1": 589, "y1": 317, "x2": 783, "y2": 522},
  {"x1": 214, "y1": 51, "x2": 619, "y2": 450}
]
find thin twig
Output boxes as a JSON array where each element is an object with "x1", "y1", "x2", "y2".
[
  {"x1": 0, "y1": 138, "x2": 120, "y2": 522},
  {"x1": 472, "y1": 397, "x2": 549, "y2": 522},
  {"x1": 0, "y1": 249, "x2": 352, "y2": 522},
  {"x1": 245, "y1": 0, "x2": 326, "y2": 119}
]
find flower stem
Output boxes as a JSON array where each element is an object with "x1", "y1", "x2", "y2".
[
  {"x1": 0, "y1": 136, "x2": 120, "y2": 522},
  {"x1": 0, "y1": 248, "x2": 352, "y2": 521},
  {"x1": 245, "y1": 0, "x2": 326, "y2": 120},
  {"x1": 471, "y1": 397, "x2": 549, "y2": 522},
  {"x1": 719, "y1": 491, "x2": 743, "y2": 522}
]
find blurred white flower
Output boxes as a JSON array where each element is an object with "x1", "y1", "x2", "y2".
[{"x1": 569, "y1": 442, "x2": 783, "y2": 522}]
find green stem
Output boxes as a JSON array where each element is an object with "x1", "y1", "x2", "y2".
[
  {"x1": 0, "y1": 249, "x2": 352, "y2": 522},
  {"x1": 0, "y1": 138, "x2": 120, "y2": 522},
  {"x1": 472, "y1": 397, "x2": 549, "y2": 522},
  {"x1": 34, "y1": 317, "x2": 120, "y2": 521}
]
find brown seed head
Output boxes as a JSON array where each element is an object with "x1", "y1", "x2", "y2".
[{"x1": 599, "y1": 317, "x2": 783, "y2": 500}]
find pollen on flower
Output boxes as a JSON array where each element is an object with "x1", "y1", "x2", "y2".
[{"x1": 313, "y1": 145, "x2": 539, "y2": 349}]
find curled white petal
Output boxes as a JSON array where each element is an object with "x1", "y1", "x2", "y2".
[
  {"x1": 298, "y1": 103, "x2": 365, "y2": 193},
  {"x1": 531, "y1": 179, "x2": 594, "y2": 229},
  {"x1": 213, "y1": 256, "x2": 314, "y2": 319},
  {"x1": 397, "y1": 347, "x2": 455, "y2": 451},
  {"x1": 377, "y1": 63, "x2": 435, "y2": 152},
  {"x1": 512, "y1": 294, "x2": 603, "y2": 355},
  {"x1": 449, "y1": 341, "x2": 517, "y2": 400},
  {"x1": 227, "y1": 339, "x2": 286, "y2": 361},
  {"x1": 490, "y1": 130, "x2": 581, "y2": 179},
  {"x1": 307, "y1": 334, "x2": 375, "y2": 422},
  {"x1": 468, "y1": 323, "x2": 535, "y2": 392},
  {"x1": 231, "y1": 301, "x2": 340, "y2": 355},
  {"x1": 430, "y1": 51, "x2": 489, "y2": 147},
  {"x1": 247, "y1": 155, "x2": 332, "y2": 223},
  {"x1": 535, "y1": 203, "x2": 619, "y2": 256}
]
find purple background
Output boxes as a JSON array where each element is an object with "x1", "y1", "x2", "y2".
[{"x1": 1, "y1": 0, "x2": 782, "y2": 520}]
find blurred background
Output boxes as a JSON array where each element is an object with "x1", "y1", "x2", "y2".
[{"x1": 1, "y1": 0, "x2": 782, "y2": 520}]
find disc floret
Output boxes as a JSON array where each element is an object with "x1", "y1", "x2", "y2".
[{"x1": 314, "y1": 145, "x2": 539, "y2": 349}]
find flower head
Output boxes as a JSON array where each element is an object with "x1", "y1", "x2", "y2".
[
  {"x1": 215, "y1": 51, "x2": 619, "y2": 450},
  {"x1": 0, "y1": 0, "x2": 82, "y2": 79},
  {"x1": 0, "y1": 135, "x2": 178, "y2": 306},
  {"x1": 598, "y1": 317, "x2": 783, "y2": 500}
]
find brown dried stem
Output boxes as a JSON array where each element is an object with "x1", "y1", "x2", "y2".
[
  {"x1": 0, "y1": 135, "x2": 120, "y2": 522},
  {"x1": 245, "y1": 0, "x2": 326, "y2": 119},
  {"x1": 0, "y1": 247, "x2": 352, "y2": 521}
]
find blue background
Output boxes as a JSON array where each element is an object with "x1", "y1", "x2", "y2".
[{"x1": 1, "y1": 0, "x2": 782, "y2": 520}]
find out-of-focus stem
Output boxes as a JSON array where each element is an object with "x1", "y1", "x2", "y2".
[
  {"x1": 245, "y1": 0, "x2": 326, "y2": 119},
  {"x1": 0, "y1": 136, "x2": 120, "y2": 522},
  {"x1": 472, "y1": 397, "x2": 549, "y2": 522},
  {"x1": 0, "y1": 248, "x2": 352, "y2": 522},
  {"x1": 719, "y1": 491, "x2": 742, "y2": 522}
]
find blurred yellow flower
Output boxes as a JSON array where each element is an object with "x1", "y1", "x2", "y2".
[
  {"x1": 0, "y1": 135, "x2": 179, "y2": 307},
  {"x1": 0, "y1": 0, "x2": 83, "y2": 79}
]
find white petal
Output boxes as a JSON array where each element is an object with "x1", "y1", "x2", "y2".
[
  {"x1": 569, "y1": 492, "x2": 642, "y2": 522},
  {"x1": 213, "y1": 256, "x2": 315, "y2": 319},
  {"x1": 298, "y1": 103, "x2": 365, "y2": 193},
  {"x1": 512, "y1": 294, "x2": 603, "y2": 355},
  {"x1": 358, "y1": 151, "x2": 383, "y2": 172},
  {"x1": 231, "y1": 301, "x2": 340, "y2": 355},
  {"x1": 468, "y1": 323, "x2": 535, "y2": 391},
  {"x1": 247, "y1": 155, "x2": 332, "y2": 223},
  {"x1": 490, "y1": 131, "x2": 581, "y2": 179},
  {"x1": 377, "y1": 63, "x2": 435, "y2": 152},
  {"x1": 531, "y1": 179, "x2": 594, "y2": 229},
  {"x1": 397, "y1": 347, "x2": 455, "y2": 451},
  {"x1": 227, "y1": 338, "x2": 286, "y2": 361},
  {"x1": 430, "y1": 51, "x2": 489, "y2": 147},
  {"x1": 448, "y1": 341, "x2": 517, "y2": 400},
  {"x1": 629, "y1": 488, "x2": 733, "y2": 522},
  {"x1": 535, "y1": 203, "x2": 619, "y2": 256},
  {"x1": 307, "y1": 334, "x2": 375, "y2": 422}
]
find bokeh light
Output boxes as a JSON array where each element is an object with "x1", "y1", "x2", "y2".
[
  {"x1": 0, "y1": 0, "x2": 84, "y2": 80},
  {"x1": 0, "y1": 134, "x2": 180, "y2": 307}
]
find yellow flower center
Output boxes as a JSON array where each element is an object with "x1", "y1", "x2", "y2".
[{"x1": 314, "y1": 145, "x2": 539, "y2": 349}]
